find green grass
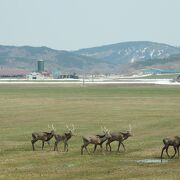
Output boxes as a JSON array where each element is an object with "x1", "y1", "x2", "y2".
[
  {"x1": 140, "y1": 74, "x2": 179, "y2": 79},
  {"x1": 0, "y1": 84, "x2": 180, "y2": 179}
]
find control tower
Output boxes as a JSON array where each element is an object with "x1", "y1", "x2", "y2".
[{"x1": 37, "y1": 60, "x2": 44, "y2": 73}]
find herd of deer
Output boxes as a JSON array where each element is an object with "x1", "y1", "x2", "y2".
[
  {"x1": 31, "y1": 124, "x2": 132, "y2": 155},
  {"x1": 31, "y1": 124, "x2": 180, "y2": 161}
]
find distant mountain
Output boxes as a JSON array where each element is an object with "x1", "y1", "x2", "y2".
[
  {"x1": 0, "y1": 41, "x2": 180, "y2": 74},
  {"x1": 0, "y1": 45, "x2": 101, "y2": 74},
  {"x1": 75, "y1": 41, "x2": 180, "y2": 64}
]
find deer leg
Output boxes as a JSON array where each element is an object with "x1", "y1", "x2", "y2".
[
  {"x1": 32, "y1": 143, "x2": 35, "y2": 151},
  {"x1": 66, "y1": 143, "x2": 69, "y2": 152},
  {"x1": 117, "y1": 141, "x2": 121, "y2": 152},
  {"x1": 64, "y1": 142, "x2": 68, "y2": 152},
  {"x1": 81, "y1": 144, "x2": 89, "y2": 155},
  {"x1": 106, "y1": 142, "x2": 111, "y2": 151},
  {"x1": 93, "y1": 145, "x2": 97, "y2": 153},
  {"x1": 106, "y1": 142, "x2": 109, "y2": 151},
  {"x1": 83, "y1": 141, "x2": 90, "y2": 154},
  {"x1": 109, "y1": 143, "x2": 112, "y2": 152},
  {"x1": 160, "y1": 146, "x2": 166, "y2": 161},
  {"x1": 106, "y1": 140, "x2": 112, "y2": 151},
  {"x1": 85, "y1": 146, "x2": 89, "y2": 154},
  {"x1": 42, "y1": 141, "x2": 45, "y2": 150},
  {"x1": 166, "y1": 145, "x2": 172, "y2": 158},
  {"x1": 170, "y1": 146, "x2": 177, "y2": 159},
  {"x1": 31, "y1": 139, "x2": 37, "y2": 151},
  {"x1": 121, "y1": 142, "x2": 126, "y2": 151},
  {"x1": 100, "y1": 144, "x2": 105, "y2": 154},
  {"x1": 54, "y1": 141, "x2": 58, "y2": 151}
]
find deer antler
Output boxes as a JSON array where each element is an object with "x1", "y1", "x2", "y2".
[
  {"x1": 66, "y1": 124, "x2": 71, "y2": 131},
  {"x1": 52, "y1": 124, "x2": 56, "y2": 131},
  {"x1": 104, "y1": 126, "x2": 109, "y2": 132},
  {"x1": 105, "y1": 127, "x2": 110, "y2": 133},
  {"x1": 129, "y1": 124, "x2": 132, "y2": 133},
  {"x1": 101, "y1": 126, "x2": 109, "y2": 133}
]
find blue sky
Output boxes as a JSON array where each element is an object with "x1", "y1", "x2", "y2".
[{"x1": 0, "y1": 0, "x2": 179, "y2": 50}]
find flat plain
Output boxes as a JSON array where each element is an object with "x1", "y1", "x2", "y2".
[{"x1": 0, "y1": 84, "x2": 180, "y2": 180}]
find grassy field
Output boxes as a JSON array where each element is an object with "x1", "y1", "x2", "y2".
[{"x1": 0, "y1": 84, "x2": 180, "y2": 180}]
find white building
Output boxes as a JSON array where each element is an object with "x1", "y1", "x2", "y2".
[{"x1": 26, "y1": 72, "x2": 44, "y2": 80}]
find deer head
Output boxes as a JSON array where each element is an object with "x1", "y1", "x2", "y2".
[
  {"x1": 48, "y1": 124, "x2": 56, "y2": 135},
  {"x1": 119, "y1": 124, "x2": 133, "y2": 140},
  {"x1": 101, "y1": 126, "x2": 111, "y2": 138},
  {"x1": 66, "y1": 124, "x2": 75, "y2": 136}
]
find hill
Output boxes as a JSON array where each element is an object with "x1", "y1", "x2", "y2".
[
  {"x1": 75, "y1": 41, "x2": 180, "y2": 64},
  {"x1": 0, "y1": 45, "x2": 102, "y2": 74},
  {"x1": 0, "y1": 41, "x2": 180, "y2": 74}
]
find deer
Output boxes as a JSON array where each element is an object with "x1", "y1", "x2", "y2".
[
  {"x1": 93, "y1": 127, "x2": 112, "y2": 153},
  {"x1": 160, "y1": 136, "x2": 180, "y2": 161},
  {"x1": 54, "y1": 124, "x2": 75, "y2": 152},
  {"x1": 31, "y1": 124, "x2": 56, "y2": 151},
  {"x1": 81, "y1": 127, "x2": 111, "y2": 155},
  {"x1": 106, "y1": 125, "x2": 132, "y2": 152}
]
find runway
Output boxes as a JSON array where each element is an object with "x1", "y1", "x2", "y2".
[{"x1": 0, "y1": 78, "x2": 179, "y2": 85}]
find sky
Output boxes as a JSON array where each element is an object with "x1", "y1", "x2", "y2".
[{"x1": 0, "y1": 0, "x2": 180, "y2": 50}]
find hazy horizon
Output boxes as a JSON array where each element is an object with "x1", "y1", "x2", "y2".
[{"x1": 0, "y1": 0, "x2": 180, "y2": 50}]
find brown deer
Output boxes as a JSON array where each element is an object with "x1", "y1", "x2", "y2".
[
  {"x1": 160, "y1": 136, "x2": 180, "y2": 161},
  {"x1": 81, "y1": 127, "x2": 111, "y2": 155},
  {"x1": 93, "y1": 127, "x2": 112, "y2": 153},
  {"x1": 31, "y1": 124, "x2": 56, "y2": 151},
  {"x1": 54, "y1": 124, "x2": 75, "y2": 152},
  {"x1": 106, "y1": 125, "x2": 132, "y2": 152}
]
